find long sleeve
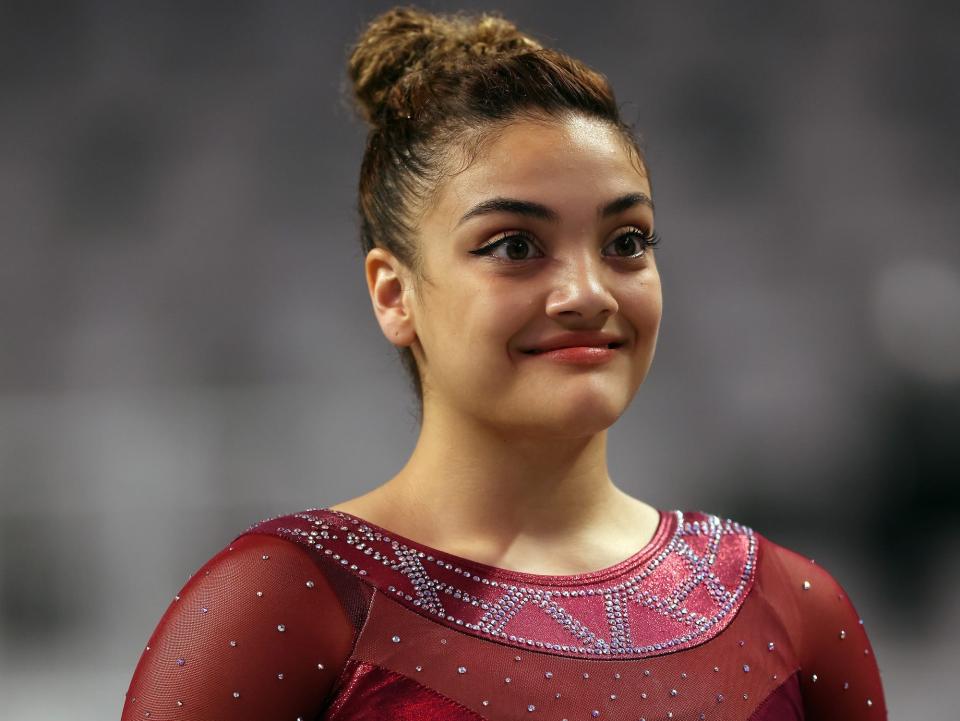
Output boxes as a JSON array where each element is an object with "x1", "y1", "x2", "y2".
[
  {"x1": 121, "y1": 533, "x2": 357, "y2": 721},
  {"x1": 758, "y1": 537, "x2": 888, "y2": 720}
]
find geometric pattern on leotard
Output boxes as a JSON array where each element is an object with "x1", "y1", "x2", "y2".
[{"x1": 240, "y1": 507, "x2": 758, "y2": 660}]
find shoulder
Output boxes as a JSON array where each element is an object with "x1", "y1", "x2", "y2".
[
  {"x1": 122, "y1": 509, "x2": 362, "y2": 720},
  {"x1": 733, "y1": 523, "x2": 888, "y2": 715}
]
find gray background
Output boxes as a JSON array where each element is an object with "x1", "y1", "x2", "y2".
[{"x1": 1, "y1": 0, "x2": 958, "y2": 718}]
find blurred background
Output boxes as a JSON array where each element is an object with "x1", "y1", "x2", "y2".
[{"x1": 1, "y1": 0, "x2": 957, "y2": 717}]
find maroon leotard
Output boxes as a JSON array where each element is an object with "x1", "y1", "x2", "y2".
[{"x1": 121, "y1": 507, "x2": 887, "y2": 720}]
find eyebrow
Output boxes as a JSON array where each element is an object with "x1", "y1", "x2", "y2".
[{"x1": 455, "y1": 192, "x2": 655, "y2": 228}]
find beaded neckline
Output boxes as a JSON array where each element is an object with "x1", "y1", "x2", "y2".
[
  {"x1": 244, "y1": 506, "x2": 758, "y2": 657},
  {"x1": 320, "y1": 506, "x2": 676, "y2": 587}
]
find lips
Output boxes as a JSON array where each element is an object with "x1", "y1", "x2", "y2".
[
  {"x1": 521, "y1": 332, "x2": 626, "y2": 354},
  {"x1": 523, "y1": 342, "x2": 623, "y2": 355}
]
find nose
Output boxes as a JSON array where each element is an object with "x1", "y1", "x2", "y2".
[{"x1": 544, "y1": 250, "x2": 619, "y2": 322}]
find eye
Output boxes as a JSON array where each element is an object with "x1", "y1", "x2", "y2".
[
  {"x1": 468, "y1": 231, "x2": 544, "y2": 262},
  {"x1": 603, "y1": 227, "x2": 661, "y2": 259},
  {"x1": 468, "y1": 227, "x2": 661, "y2": 263}
]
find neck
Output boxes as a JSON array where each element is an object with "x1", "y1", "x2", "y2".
[{"x1": 372, "y1": 396, "x2": 642, "y2": 547}]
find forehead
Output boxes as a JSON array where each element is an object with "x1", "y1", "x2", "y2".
[{"x1": 427, "y1": 115, "x2": 651, "y2": 232}]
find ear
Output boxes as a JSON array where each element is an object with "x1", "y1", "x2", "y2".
[{"x1": 365, "y1": 247, "x2": 417, "y2": 347}]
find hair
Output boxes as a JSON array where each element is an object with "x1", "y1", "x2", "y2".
[{"x1": 346, "y1": 5, "x2": 650, "y2": 425}]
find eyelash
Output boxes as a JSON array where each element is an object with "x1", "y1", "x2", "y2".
[{"x1": 469, "y1": 227, "x2": 661, "y2": 263}]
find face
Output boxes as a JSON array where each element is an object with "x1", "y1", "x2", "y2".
[{"x1": 370, "y1": 114, "x2": 662, "y2": 438}]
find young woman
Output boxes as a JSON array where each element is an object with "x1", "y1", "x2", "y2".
[{"x1": 121, "y1": 7, "x2": 886, "y2": 720}]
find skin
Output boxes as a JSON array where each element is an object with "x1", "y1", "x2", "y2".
[{"x1": 330, "y1": 113, "x2": 664, "y2": 576}]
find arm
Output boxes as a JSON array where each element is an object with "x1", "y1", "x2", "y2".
[{"x1": 121, "y1": 533, "x2": 356, "y2": 721}]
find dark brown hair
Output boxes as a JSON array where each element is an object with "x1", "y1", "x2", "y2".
[{"x1": 346, "y1": 5, "x2": 649, "y2": 423}]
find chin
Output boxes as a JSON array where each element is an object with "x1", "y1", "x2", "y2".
[{"x1": 504, "y1": 392, "x2": 628, "y2": 438}]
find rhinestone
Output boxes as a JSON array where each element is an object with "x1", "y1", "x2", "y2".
[
  {"x1": 262, "y1": 554, "x2": 270, "y2": 560},
  {"x1": 713, "y1": 666, "x2": 720, "y2": 672},
  {"x1": 176, "y1": 658, "x2": 186, "y2": 667},
  {"x1": 200, "y1": 607, "x2": 208, "y2": 614},
  {"x1": 743, "y1": 664, "x2": 750, "y2": 672},
  {"x1": 839, "y1": 629, "x2": 846, "y2": 639},
  {"x1": 768, "y1": 642, "x2": 775, "y2": 651},
  {"x1": 843, "y1": 681, "x2": 850, "y2": 690},
  {"x1": 229, "y1": 640, "x2": 237, "y2": 647},
  {"x1": 318, "y1": 663, "x2": 325, "y2": 670},
  {"x1": 276, "y1": 624, "x2": 286, "y2": 632},
  {"x1": 592, "y1": 711, "x2": 600, "y2": 718},
  {"x1": 670, "y1": 689, "x2": 678, "y2": 697},
  {"x1": 867, "y1": 699, "x2": 873, "y2": 707},
  {"x1": 505, "y1": 677, "x2": 512, "y2": 683},
  {"x1": 515, "y1": 655, "x2": 521, "y2": 661},
  {"x1": 458, "y1": 666, "x2": 467, "y2": 674},
  {"x1": 256, "y1": 591, "x2": 263, "y2": 597},
  {"x1": 232, "y1": 692, "x2": 240, "y2": 699},
  {"x1": 391, "y1": 635, "x2": 400, "y2": 643},
  {"x1": 545, "y1": 671, "x2": 553, "y2": 679},
  {"x1": 583, "y1": 672, "x2": 590, "y2": 679},
  {"x1": 644, "y1": 669, "x2": 651, "y2": 676},
  {"x1": 812, "y1": 673, "x2": 818, "y2": 683},
  {"x1": 614, "y1": 672, "x2": 621, "y2": 679},
  {"x1": 176, "y1": 700, "x2": 183, "y2": 707},
  {"x1": 717, "y1": 694, "x2": 724, "y2": 702},
  {"x1": 528, "y1": 704, "x2": 536, "y2": 712},
  {"x1": 743, "y1": 693, "x2": 749, "y2": 700},
  {"x1": 306, "y1": 581, "x2": 315, "y2": 588},
  {"x1": 803, "y1": 580, "x2": 812, "y2": 590},
  {"x1": 416, "y1": 666, "x2": 423, "y2": 672},
  {"x1": 277, "y1": 673, "x2": 284, "y2": 680},
  {"x1": 610, "y1": 694, "x2": 617, "y2": 700}
]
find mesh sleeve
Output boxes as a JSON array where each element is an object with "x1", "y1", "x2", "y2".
[
  {"x1": 761, "y1": 538, "x2": 888, "y2": 720},
  {"x1": 121, "y1": 533, "x2": 358, "y2": 721}
]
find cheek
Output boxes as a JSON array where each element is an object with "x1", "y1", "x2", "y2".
[
  {"x1": 428, "y1": 285, "x2": 519, "y2": 358},
  {"x1": 623, "y1": 281, "x2": 663, "y2": 337}
]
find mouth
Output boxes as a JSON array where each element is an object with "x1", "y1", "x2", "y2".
[{"x1": 523, "y1": 342, "x2": 624, "y2": 355}]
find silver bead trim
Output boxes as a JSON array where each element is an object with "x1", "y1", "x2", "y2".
[{"x1": 260, "y1": 509, "x2": 756, "y2": 659}]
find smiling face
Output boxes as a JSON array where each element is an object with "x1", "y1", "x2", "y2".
[{"x1": 368, "y1": 113, "x2": 662, "y2": 438}]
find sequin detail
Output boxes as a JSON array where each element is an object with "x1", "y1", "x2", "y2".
[{"x1": 252, "y1": 508, "x2": 757, "y2": 659}]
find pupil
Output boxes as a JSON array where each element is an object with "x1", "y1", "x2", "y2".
[{"x1": 506, "y1": 239, "x2": 528, "y2": 260}]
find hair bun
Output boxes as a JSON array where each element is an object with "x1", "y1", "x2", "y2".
[{"x1": 348, "y1": 6, "x2": 542, "y2": 127}]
